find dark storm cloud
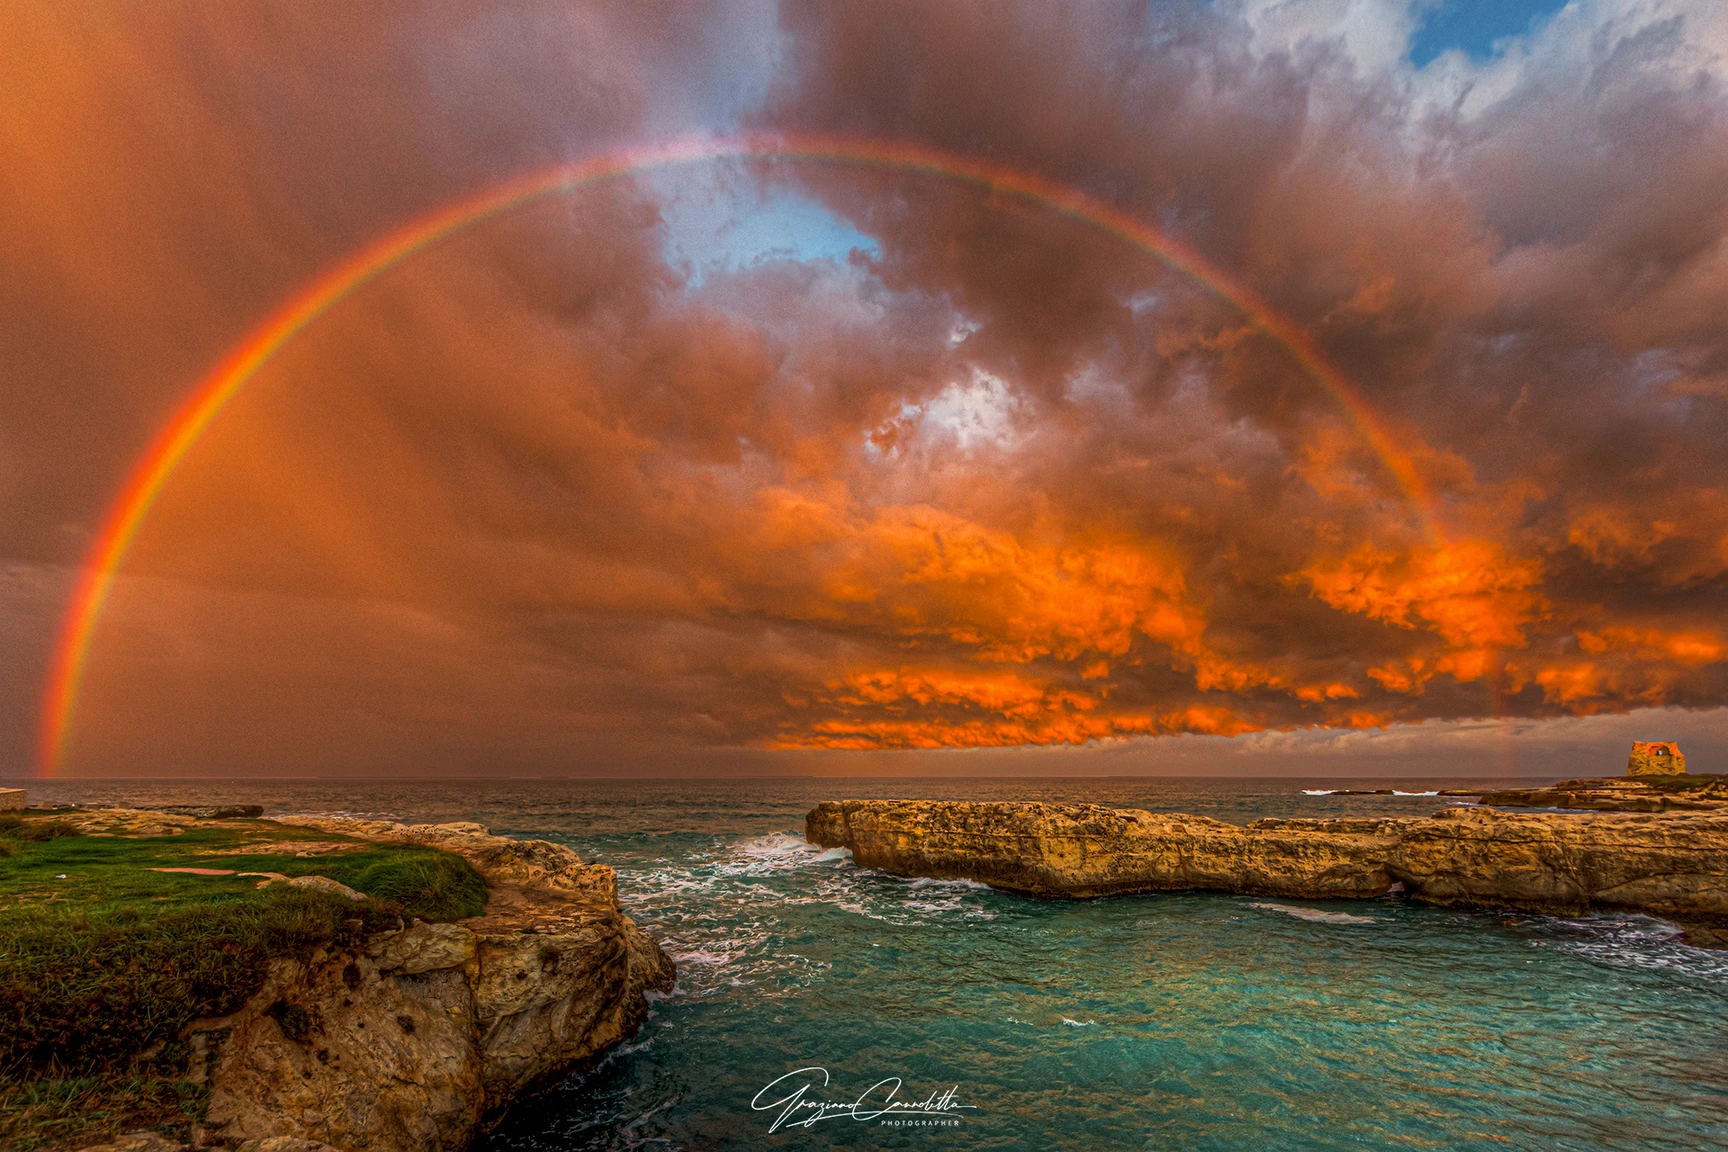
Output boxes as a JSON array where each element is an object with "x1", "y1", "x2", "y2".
[
  {"x1": 0, "y1": 0, "x2": 742, "y2": 563},
  {"x1": 739, "y1": 0, "x2": 1728, "y2": 741}
]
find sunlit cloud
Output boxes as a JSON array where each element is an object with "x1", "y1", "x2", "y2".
[{"x1": 3, "y1": 0, "x2": 1726, "y2": 776}]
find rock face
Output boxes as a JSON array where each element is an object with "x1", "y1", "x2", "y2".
[
  {"x1": 184, "y1": 818, "x2": 674, "y2": 1152},
  {"x1": 806, "y1": 800, "x2": 1728, "y2": 939}
]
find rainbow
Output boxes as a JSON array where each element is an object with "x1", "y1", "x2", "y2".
[{"x1": 37, "y1": 131, "x2": 1440, "y2": 776}]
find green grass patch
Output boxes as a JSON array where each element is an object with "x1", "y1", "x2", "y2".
[
  {"x1": 0, "y1": 813, "x2": 485, "y2": 923},
  {"x1": 315, "y1": 847, "x2": 488, "y2": 923},
  {"x1": 0, "y1": 1071, "x2": 207, "y2": 1151},
  {"x1": 0, "y1": 811, "x2": 488, "y2": 1149}
]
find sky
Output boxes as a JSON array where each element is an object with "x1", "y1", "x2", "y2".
[{"x1": 4, "y1": 0, "x2": 1728, "y2": 779}]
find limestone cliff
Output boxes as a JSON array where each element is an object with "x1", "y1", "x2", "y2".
[
  {"x1": 177, "y1": 818, "x2": 673, "y2": 1152},
  {"x1": 807, "y1": 800, "x2": 1728, "y2": 942}
]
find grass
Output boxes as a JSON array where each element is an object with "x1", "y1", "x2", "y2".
[
  {"x1": 0, "y1": 1074, "x2": 206, "y2": 1152},
  {"x1": 0, "y1": 810, "x2": 488, "y2": 1150}
]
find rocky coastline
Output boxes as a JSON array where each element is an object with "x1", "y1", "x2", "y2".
[
  {"x1": 806, "y1": 799, "x2": 1728, "y2": 946},
  {"x1": 1467, "y1": 774, "x2": 1728, "y2": 812},
  {"x1": 66, "y1": 814, "x2": 673, "y2": 1152}
]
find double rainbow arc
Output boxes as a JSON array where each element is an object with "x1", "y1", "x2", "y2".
[{"x1": 38, "y1": 131, "x2": 1439, "y2": 776}]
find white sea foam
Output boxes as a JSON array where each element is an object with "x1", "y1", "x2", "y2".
[
  {"x1": 903, "y1": 897, "x2": 996, "y2": 919},
  {"x1": 905, "y1": 876, "x2": 993, "y2": 892},
  {"x1": 1393, "y1": 790, "x2": 1440, "y2": 797},
  {"x1": 1251, "y1": 902, "x2": 1379, "y2": 925},
  {"x1": 1301, "y1": 789, "x2": 1338, "y2": 796},
  {"x1": 1061, "y1": 1018, "x2": 1097, "y2": 1027},
  {"x1": 1540, "y1": 915, "x2": 1728, "y2": 981},
  {"x1": 618, "y1": 828, "x2": 996, "y2": 999},
  {"x1": 722, "y1": 832, "x2": 824, "y2": 870}
]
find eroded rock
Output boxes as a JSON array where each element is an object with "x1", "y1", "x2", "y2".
[
  {"x1": 284, "y1": 875, "x2": 366, "y2": 901},
  {"x1": 182, "y1": 818, "x2": 674, "y2": 1152},
  {"x1": 56, "y1": 807, "x2": 199, "y2": 837},
  {"x1": 369, "y1": 921, "x2": 476, "y2": 975},
  {"x1": 807, "y1": 799, "x2": 1728, "y2": 936}
]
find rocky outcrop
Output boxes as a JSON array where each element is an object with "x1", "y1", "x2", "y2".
[
  {"x1": 56, "y1": 807, "x2": 203, "y2": 837},
  {"x1": 807, "y1": 800, "x2": 1728, "y2": 941},
  {"x1": 157, "y1": 804, "x2": 266, "y2": 819},
  {"x1": 179, "y1": 818, "x2": 673, "y2": 1152},
  {"x1": 1473, "y1": 774, "x2": 1728, "y2": 812}
]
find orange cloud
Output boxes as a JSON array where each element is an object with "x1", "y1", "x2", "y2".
[
  {"x1": 1301, "y1": 540, "x2": 1545, "y2": 652},
  {"x1": 12, "y1": 1, "x2": 1728, "y2": 774},
  {"x1": 773, "y1": 668, "x2": 1257, "y2": 749}
]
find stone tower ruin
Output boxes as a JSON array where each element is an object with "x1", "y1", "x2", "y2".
[{"x1": 1627, "y1": 741, "x2": 1686, "y2": 776}]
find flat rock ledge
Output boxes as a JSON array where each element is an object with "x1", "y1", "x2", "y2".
[
  {"x1": 1472, "y1": 774, "x2": 1728, "y2": 812},
  {"x1": 807, "y1": 800, "x2": 1728, "y2": 946},
  {"x1": 74, "y1": 816, "x2": 674, "y2": 1152}
]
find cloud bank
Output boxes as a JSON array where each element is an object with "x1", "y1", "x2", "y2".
[{"x1": 4, "y1": 0, "x2": 1726, "y2": 775}]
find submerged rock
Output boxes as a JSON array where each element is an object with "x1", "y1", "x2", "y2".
[{"x1": 806, "y1": 800, "x2": 1728, "y2": 940}]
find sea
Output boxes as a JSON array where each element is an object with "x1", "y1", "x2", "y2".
[{"x1": 15, "y1": 775, "x2": 1728, "y2": 1151}]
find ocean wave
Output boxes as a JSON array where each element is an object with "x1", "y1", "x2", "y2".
[
  {"x1": 664, "y1": 948, "x2": 739, "y2": 966},
  {"x1": 802, "y1": 871, "x2": 997, "y2": 925},
  {"x1": 1061, "y1": 1018, "x2": 1097, "y2": 1027},
  {"x1": 1538, "y1": 915, "x2": 1728, "y2": 981},
  {"x1": 903, "y1": 897, "x2": 997, "y2": 919},
  {"x1": 1301, "y1": 789, "x2": 1338, "y2": 796},
  {"x1": 618, "y1": 866, "x2": 727, "y2": 901},
  {"x1": 905, "y1": 876, "x2": 993, "y2": 892},
  {"x1": 830, "y1": 898, "x2": 903, "y2": 923},
  {"x1": 616, "y1": 830, "x2": 998, "y2": 993},
  {"x1": 1251, "y1": 902, "x2": 1379, "y2": 925},
  {"x1": 712, "y1": 832, "x2": 855, "y2": 877},
  {"x1": 1393, "y1": 790, "x2": 1440, "y2": 797}
]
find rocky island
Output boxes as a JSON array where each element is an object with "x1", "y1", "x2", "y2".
[
  {"x1": 806, "y1": 800, "x2": 1728, "y2": 947},
  {"x1": 0, "y1": 807, "x2": 672, "y2": 1152}
]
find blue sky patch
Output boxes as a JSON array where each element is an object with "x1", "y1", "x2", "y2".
[
  {"x1": 657, "y1": 170, "x2": 880, "y2": 287},
  {"x1": 1410, "y1": 0, "x2": 1570, "y2": 67}
]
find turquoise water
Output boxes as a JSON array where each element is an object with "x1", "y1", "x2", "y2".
[{"x1": 18, "y1": 776, "x2": 1728, "y2": 1149}]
